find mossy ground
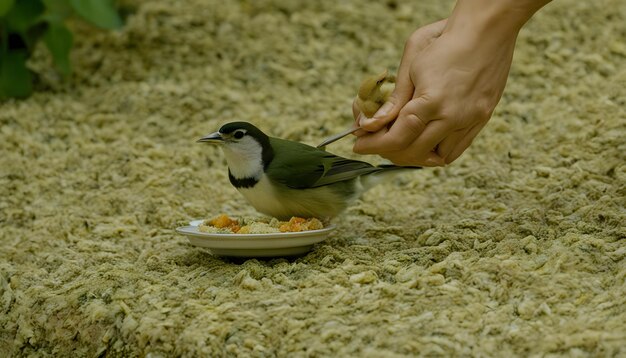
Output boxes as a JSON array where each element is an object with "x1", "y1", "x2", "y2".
[{"x1": 1, "y1": 0, "x2": 624, "y2": 356}]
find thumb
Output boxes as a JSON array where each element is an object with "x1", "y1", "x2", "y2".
[
  {"x1": 360, "y1": 18, "x2": 448, "y2": 133},
  {"x1": 359, "y1": 72, "x2": 416, "y2": 132},
  {"x1": 359, "y1": 42, "x2": 420, "y2": 132}
]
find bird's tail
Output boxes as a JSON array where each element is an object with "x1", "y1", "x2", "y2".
[{"x1": 360, "y1": 165, "x2": 421, "y2": 191}]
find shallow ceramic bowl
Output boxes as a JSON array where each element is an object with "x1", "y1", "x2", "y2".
[{"x1": 176, "y1": 220, "x2": 336, "y2": 257}]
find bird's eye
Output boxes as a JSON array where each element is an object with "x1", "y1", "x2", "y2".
[{"x1": 233, "y1": 130, "x2": 245, "y2": 139}]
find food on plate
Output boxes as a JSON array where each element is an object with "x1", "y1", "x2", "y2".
[{"x1": 198, "y1": 214, "x2": 324, "y2": 234}]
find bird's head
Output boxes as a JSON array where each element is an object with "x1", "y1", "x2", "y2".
[
  {"x1": 198, "y1": 122, "x2": 274, "y2": 178},
  {"x1": 357, "y1": 69, "x2": 391, "y2": 100}
]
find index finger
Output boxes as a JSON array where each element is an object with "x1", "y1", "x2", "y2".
[{"x1": 353, "y1": 97, "x2": 436, "y2": 154}]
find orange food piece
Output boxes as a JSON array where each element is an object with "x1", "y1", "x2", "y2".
[
  {"x1": 290, "y1": 217, "x2": 306, "y2": 224},
  {"x1": 209, "y1": 214, "x2": 238, "y2": 229},
  {"x1": 279, "y1": 217, "x2": 308, "y2": 232}
]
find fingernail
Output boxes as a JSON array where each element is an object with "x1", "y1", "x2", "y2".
[
  {"x1": 425, "y1": 156, "x2": 445, "y2": 166},
  {"x1": 373, "y1": 102, "x2": 393, "y2": 119},
  {"x1": 358, "y1": 113, "x2": 371, "y2": 127}
]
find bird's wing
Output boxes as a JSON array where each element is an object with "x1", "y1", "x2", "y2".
[{"x1": 267, "y1": 137, "x2": 380, "y2": 189}]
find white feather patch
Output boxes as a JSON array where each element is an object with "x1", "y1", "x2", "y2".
[{"x1": 221, "y1": 136, "x2": 264, "y2": 179}]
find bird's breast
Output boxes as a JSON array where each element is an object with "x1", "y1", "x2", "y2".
[
  {"x1": 235, "y1": 175, "x2": 356, "y2": 219},
  {"x1": 236, "y1": 175, "x2": 290, "y2": 217}
]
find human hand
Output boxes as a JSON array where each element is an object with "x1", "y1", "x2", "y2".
[{"x1": 352, "y1": 0, "x2": 545, "y2": 166}]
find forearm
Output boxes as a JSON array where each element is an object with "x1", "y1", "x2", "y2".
[{"x1": 445, "y1": 0, "x2": 552, "y2": 42}]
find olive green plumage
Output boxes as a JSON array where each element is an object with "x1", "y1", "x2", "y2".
[{"x1": 267, "y1": 137, "x2": 390, "y2": 189}]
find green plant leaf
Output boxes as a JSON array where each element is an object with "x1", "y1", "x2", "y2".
[
  {"x1": 41, "y1": 0, "x2": 72, "y2": 23},
  {"x1": 0, "y1": 49, "x2": 33, "y2": 98},
  {"x1": 22, "y1": 21, "x2": 48, "y2": 50},
  {"x1": 69, "y1": 0, "x2": 122, "y2": 29},
  {"x1": 1, "y1": 21, "x2": 7, "y2": 54},
  {"x1": 43, "y1": 22, "x2": 72, "y2": 76},
  {"x1": 0, "y1": 0, "x2": 15, "y2": 17},
  {"x1": 5, "y1": 0, "x2": 44, "y2": 33}
]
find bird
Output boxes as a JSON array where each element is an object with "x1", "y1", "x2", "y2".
[
  {"x1": 354, "y1": 69, "x2": 396, "y2": 118},
  {"x1": 198, "y1": 122, "x2": 419, "y2": 220}
]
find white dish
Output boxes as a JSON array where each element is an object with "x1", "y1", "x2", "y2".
[{"x1": 176, "y1": 220, "x2": 336, "y2": 257}]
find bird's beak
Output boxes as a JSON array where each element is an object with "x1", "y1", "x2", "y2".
[{"x1": 197, "y1": 132, "x2": 223, "y2": 143}]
